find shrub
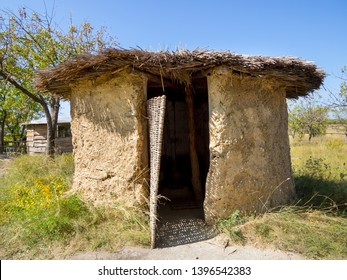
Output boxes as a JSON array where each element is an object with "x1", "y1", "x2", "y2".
[
  {"x1": 293, "y1": 157, "x2": 347, "y2": 212},
  {"x1": 295, "y1": 156, "x2": 330, "y2": 180}
]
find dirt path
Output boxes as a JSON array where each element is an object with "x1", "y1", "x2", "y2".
[{"x1": 70, "y1": 234, "x2": 304, "y2": 260}]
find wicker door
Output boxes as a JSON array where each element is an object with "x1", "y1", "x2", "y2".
[{"x1": 147, "y1": 95, "x2": 166, "y2": 249}]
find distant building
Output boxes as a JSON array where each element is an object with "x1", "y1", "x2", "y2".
[{"x1": 24, "y1": 115, "x2": 73, "y2": 154}]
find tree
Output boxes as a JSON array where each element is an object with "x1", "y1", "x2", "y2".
[
  {"x1": 0, "y1": 84, "x2": 7, "y2": 153},
  {"x1": 0, "y1": 82, "x2": 41, "y2": 153},
  {"x1": 331, "y1": 67, "x2": 347, "y2": 137},
  {"x1": 340, "y1": 66, "x2": 347, "y2": 104},
  {"x1": 330, "y1": 66, "x2": 347, "y2": 107},
  {"x1": 304, "y1": 106, "x2": 329, "y2": 141},
  {"x1": 0, "y1": 7, "x2": 117, "y2": 155},
  {"x1": 288, "y1": 98, "x2": 328, "y2": 141},
  {"x1": 288, "y1": 105, "x2": 305, "y2": 139},
  {"x1": 324, "y1": 66, "x2": 347, "y2": 141}
]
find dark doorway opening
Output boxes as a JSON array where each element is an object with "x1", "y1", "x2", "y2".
[
  {"x1": 147, "y1": 78, "x2": 209, "y2": 206},
  {"x1": 147, "y1": 77, "x2": 213, "y2": 247}
]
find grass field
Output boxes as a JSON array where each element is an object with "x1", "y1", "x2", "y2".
[
  {"x1": 0, "y1": 132, "x2": 346, "y2": 259},
  {"x1": 0, "y1": 155, "x2": 149, "y2": 259},
  {"x1": 219, "y1": 133, "x2": 347, "y2": 259}
]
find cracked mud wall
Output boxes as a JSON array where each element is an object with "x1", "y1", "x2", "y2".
[
  {"x1": 70, "y1": 70, "x2": 148, "y2": 206},
  {"x1": 204, "y1": 67, "x2": 295, "y2": 223}
]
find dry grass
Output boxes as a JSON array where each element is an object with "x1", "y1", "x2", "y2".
[
  {"x1": 1, "y1": 133, "x2": 346, "y2": 259},
  {"x1": 290, "y1": 134, "x2": 347, "y2": 178},
  {"x1": 236, "y1": 208, "x2": 347, "y2": 259},
  {"x1": 35, "y1": 48, "x2": 325, "y2": 99},
  {"x1": 0, "y1": 155, "x2": 150, "y2": 259},
  {"x1": 219, "y1": 133, "x2": 347, "y2": 259}
]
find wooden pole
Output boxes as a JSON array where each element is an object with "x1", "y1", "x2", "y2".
[{"x1": 185, "y1": 85, "x2": 203, "y2": 202}]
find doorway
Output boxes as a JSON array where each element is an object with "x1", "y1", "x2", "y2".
[{"x1": 147, "y1": 77, "x2": 212, "y2": 247}]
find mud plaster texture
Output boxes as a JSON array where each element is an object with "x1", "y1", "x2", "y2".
[
  {"x1": 69, "y1": 66, "x2": 295, "y2": 220},
  {"x1": 204, "y1": 67, "x2": 295, "y2": 223},
  {"x1": 70, "y1": 70, "x2": 149, "y2": 206}
]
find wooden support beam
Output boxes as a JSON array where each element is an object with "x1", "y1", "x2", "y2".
[{"x1": 185, "y1": 85, "x2": 203, "y2": 202}]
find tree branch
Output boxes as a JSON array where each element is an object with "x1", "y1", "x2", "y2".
[
  {"x1": 0, "y1": 70, "x2": 45, "y2": 105},
  {"x1": 7, "y1": 10, "x2": 58, "y2": 67}
]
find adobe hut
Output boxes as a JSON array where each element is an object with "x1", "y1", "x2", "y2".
[{"x1": 35, "y1": 49, "x2": 324, "y2": 238}]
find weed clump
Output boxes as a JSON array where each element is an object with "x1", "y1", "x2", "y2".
[{"x1": 217, "y1": 210, "x2": 247, "y2": 244}]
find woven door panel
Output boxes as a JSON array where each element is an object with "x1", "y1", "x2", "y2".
[{"x1": 147, "y1": 95, "x2": 166, "y2": 248}]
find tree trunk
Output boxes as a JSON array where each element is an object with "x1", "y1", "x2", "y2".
[
  {"x1": 0, "y1": 70, "x2": 60, "y2": 156},
  {"x1": 41, "y1": 97, "x2": 59, "y2": 156},
  {"x1": 185, "y1": 85, "x2": 203, "y2": 202},
  {"x1": 48, "y1": 96, "x2": 60, "y2": 156},
  {"x1": 0, "y1": 111, "x2": 7, "y2": 154},
  {"x1": 19, "y1": 125, "x2": 26, "y2": 153}
]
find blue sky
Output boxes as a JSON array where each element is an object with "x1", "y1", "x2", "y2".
[{"x1": 2, "y1": 0, "x2": 347, "y2": 114}]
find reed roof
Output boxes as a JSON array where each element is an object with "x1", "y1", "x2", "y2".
[{"x1": 35, "y1": 48, "x2": 325, "y2": 98}]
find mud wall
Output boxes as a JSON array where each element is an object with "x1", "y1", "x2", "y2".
[
  {"x1": 69, "y1": 70, "x2": 148, "y2": 206},
  {"x1": 204, "y1": 66, "x2": 295, "y2": 223}
]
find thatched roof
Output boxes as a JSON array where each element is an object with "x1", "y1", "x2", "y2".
[{"x1": 35, "y1": 48, "x2": 325, "y2": 98}]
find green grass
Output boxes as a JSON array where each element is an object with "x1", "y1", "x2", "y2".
[
  {"x1": 291, "y1": 137, "x2": 347, "y2": 211},
  {"x1": 0, "y1": 154, "x2": 149, "y2": 259},
  {"x1": 1, "y1": 133, "x2": 346, "y2": 259},
  {"x1": 239, "y1": 208, "x2": 347, "y2": 259},
  {"x1": 219, "y1": 134, "x2": 347, "y2": 259}
]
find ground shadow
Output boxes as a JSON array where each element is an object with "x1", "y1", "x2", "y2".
[
  {"x1": 294, "y1": 175, "x2": 347, "y2": 212},
  {"x1": 155, "y1": 200, "x2": 216, "y2": 248}
]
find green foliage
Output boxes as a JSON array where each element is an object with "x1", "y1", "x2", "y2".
[
  {"x1": 296, "y1": 156, "x2": 330, "y2": 179},
  {"x1": 247, "y1": 209, "x2": 347, "y2": 259},
  {"x1": 217, "y1": 210, "x2": 247, "y2": 244},
  {"x1": 0, "y1": 7, "x2": 118, "y2": 155},
  {"x1": 288, "y1": 98, "x2": 328, "y2": 141},
  {"x1": 329, "y1": 66, "x2": 347, "y2": 134},
  {"x1": 0, "y1": 7, "x2": 117, "y2": 82},
  {"x1": 325, "y1": 139, "x2": 345, "y2": 149},
  {"x1": 288, "y1": 105, "x2": 305, "y2": 139},
  {"x1": 340, "y1": 66, "x2": 347, "y2": 104},
  {"x1": 0, "y1": 154, "x2": 79, "y2": 246},
  {"x1": 0, "y1": 83, "x2": 41, "y2": 153},
  {"x1": 0, "y1": 154, "x2": 149, "y2": 259},
  {"x1": 1, "y1": 154, "x2": 74, "y2": 188},
  {"x1": 293, "y1": 154, "x2": 347, "y2": 211}
]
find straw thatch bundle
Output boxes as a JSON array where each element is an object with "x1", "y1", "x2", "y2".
[{"x1": 35, "y1": 48, "x2": 325, "y2": 98}]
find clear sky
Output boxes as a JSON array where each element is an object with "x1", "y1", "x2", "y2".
[{"x1": 2, "y1": 0, "x2": 347, "y2": 114}]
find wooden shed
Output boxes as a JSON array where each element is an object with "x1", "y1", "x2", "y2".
[
  {"x1": 35, "y1": 49, "x2": 324, "y2": 247},
  {"x1": 25, "y1": 116, "x2": 73, "y2": 154}
]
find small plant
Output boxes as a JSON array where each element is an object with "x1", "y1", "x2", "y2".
[
  {"x1": 325, "y1": 139, "x2": 345, "y2": 150},
  {"x1": 296, "y1": 156, "x2": 330, "y2": 180},
  {"x1": 217, "y1": 210, "x2": 247, "y2": 244},
  {"x1": 293, "y1": 156, "x2": 347, "y2": 211}
]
